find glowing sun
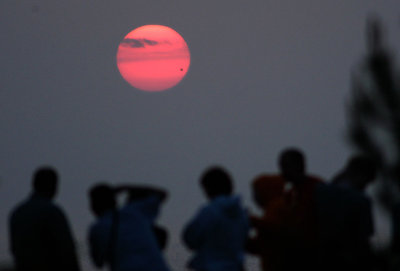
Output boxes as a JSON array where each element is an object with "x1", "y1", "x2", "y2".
[{"x1": 116, "y1": 25, "x2": 191, "y2": 92}]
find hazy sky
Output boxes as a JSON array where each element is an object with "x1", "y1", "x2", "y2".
[{"x1": 1, "y1": 1, "x2": 399, "y2": 270}]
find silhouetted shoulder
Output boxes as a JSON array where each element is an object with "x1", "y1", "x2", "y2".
[{"x1": 10, "y1": 196, "x2": 62, "y2": 223}]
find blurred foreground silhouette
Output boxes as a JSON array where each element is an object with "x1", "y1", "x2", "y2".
[
  {"x1": 348, "y1": 18, "x2": 400, "y2": 194},
  {"x1": 317, "y1": 155, "x2": 377, "y2": 271},
  {"x1": 182, "y1": 166, "x2": 249, "y2": 271},
  {"x1": 347, "y1": 17, "x2": 400, "y2": 270},
  {"x1": 88, "y1": 183, "x2": 170, "y2": 271},
  {"x1": 247, "y1": 174, "x2": 286, "y2": 271},
  {"x1": 248, "y1": 149, "x2": 381, "y2": 271},
  {"x1": 247, "y1": 148, "x2": 323, "y2": 271},
  {"x1": 8, "y1": 167, "x2": 81, "y2": 271}
]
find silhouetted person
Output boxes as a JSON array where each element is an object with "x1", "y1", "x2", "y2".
[
  {"x1": 246, "y1": 175, "x2": 287, "y2": 271},
  {"x1": 88, "y1": 183, "x2": 170, "y2": 271},
  {"x1": 332, "y1": 155, "x2": 377, "y2": 190},
  {"x1": 316, "y1": 155, "x2": 376, "y2": 271},
  {"x1": 278, "y1": 148, "x2": 322, "y2": 271},
  {"x1": 9, "y1": 167, "x2": 80, "y2": 271},
  {"x1": 182, "y1": 166, "x2": 249, "y2": 271},
  {"x1": 118, "y1": 184, "x2": 169, "y2": 251}
]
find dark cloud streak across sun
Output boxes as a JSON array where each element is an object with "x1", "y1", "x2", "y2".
[{"x1": 120, "y1": 38, "x2": 159, "y2": 48}]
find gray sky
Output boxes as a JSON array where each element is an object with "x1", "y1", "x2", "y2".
[{"x1": 1, "y1": 1, "x2": 399, "y2": 270}]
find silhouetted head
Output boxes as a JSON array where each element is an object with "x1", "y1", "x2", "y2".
[
  {"x1": 32, "y1": 167, "x2": 58, "y2": 199},
  {"x1": 279, "y1": 148, "x2": 306, "y2": 185},
  {"x1": 200, "y1": 166, "x2": 233, "y2": 200},
  {"x1": 345, "y1": 155, "x2": 377, "y2": 190},
  {"x1": 89, "y1": 184, "x2": 116, "y2": 217}
]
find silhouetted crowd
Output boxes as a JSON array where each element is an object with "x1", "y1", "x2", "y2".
[{"x1": 8, "y1": 147, "x2": 399, "y2": 271}]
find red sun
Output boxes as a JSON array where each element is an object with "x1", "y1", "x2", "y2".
[{"x1": 116, "y1": 25, "x2": 191, "y2": 92}]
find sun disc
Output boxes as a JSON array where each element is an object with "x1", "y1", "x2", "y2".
[{"x1": 116, "y1": 25, "x2": 191, "y2": 92}]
